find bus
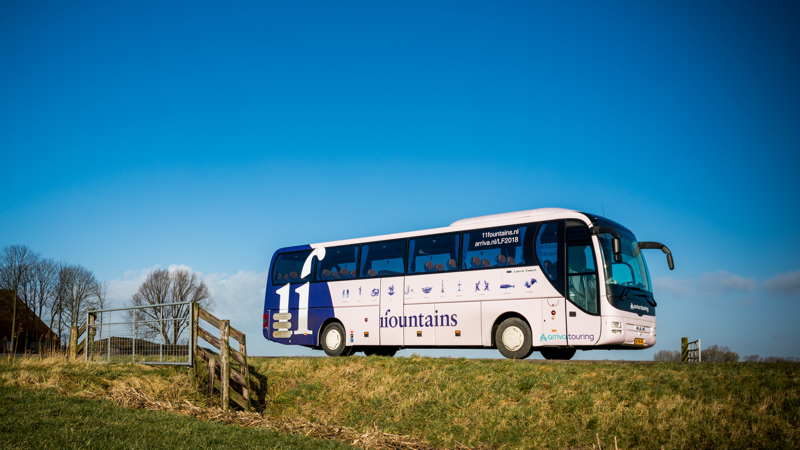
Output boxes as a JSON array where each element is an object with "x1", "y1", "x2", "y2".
[{"x1": 263, "y1": 208, "x2": 674, "y2": 360}]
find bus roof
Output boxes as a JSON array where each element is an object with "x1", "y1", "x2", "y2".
[{"x1": 305, "y1": 207, "x2": 588, "y2": 250}]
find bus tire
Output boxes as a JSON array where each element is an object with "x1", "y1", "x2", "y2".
[
  {"x1": 495, "y1": 317, "x2": 532, "y2": 359},
  {"x1": 321, "y1": 322, "x2": 349, "y2": 357},
  {"x1": 540, "y1": 347, "x2": 576, "y2": 360},
  {"x1": 523, "y1": 346, "x2": 536, "y2": 359}
]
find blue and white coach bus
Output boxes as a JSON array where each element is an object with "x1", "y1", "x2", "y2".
[{"x1": 263, "y1": 208, "x2": 674, "y2": 360}]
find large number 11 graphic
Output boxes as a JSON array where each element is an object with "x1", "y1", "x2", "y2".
[{"x1": 275, "y1": 247, "x2": 325, "y2": 336}]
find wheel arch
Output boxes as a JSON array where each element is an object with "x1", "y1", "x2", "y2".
[
  {"x1": 491, "y1": 312, "x2": 532, "y2": 348},
  {"x1": 316, "y1": 317, "x2": 343, "y2": 347}
]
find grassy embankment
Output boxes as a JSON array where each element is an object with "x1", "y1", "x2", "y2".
[
  {"x1": 1, "y1": 356, "x2": 799, "y2": 449},
  {"x1": 253, "y1": 356, "x2": 799, "y2": 449},
  {"x1": 0, "y1": 357, "x2": 351, "y2": 450}
]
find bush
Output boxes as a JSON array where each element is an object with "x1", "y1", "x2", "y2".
[
  {"x1": 703, "y1": 344, "x2": 739, "y2": 363},
  {"x1": 653, "y1": 350, "x2": 681, "y2": 362},
  {"x1": 744, "y1": 355, "x2": 800, "y2": 363}
]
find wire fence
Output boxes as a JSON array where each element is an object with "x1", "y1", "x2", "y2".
[{"x1": 85, "y1": 301, "x2": 193, "y2": 366}]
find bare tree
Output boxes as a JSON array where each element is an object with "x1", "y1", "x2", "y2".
[
  {"x1": 653, "y1": 349, "x2": 682, "y2": 362},
  {"x1": 703, "y1": 344, "x2": 740, "y2": 363},
  {"x1": 0, "y1": 245, "x2": 39, "y2": 352},
  {"x1": 47, "y1": 261, "x2": 68, "y2": 347},
  {"x1": 92, "y1": 281, "x2": 111, "y2": 311},
  {"x1": 127, "y1": 268, "x2": 213, "y2": 345},
  {"x1": 58, "y1": 264, "x2": 98, "y2": 332},
  {"x1": 31, "y1": 258, "x2": 58, "y2": 352}
]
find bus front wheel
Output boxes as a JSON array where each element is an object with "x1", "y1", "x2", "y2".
[
  {"x1": 321, "y1": 322, "x2": 353, "y2": 357},
  {"x1": 495, "y1": 317, "x2": 533, "y2": 359},
  {"x1": 540, "y1": 347, "x2": 576, "y2": 360}
]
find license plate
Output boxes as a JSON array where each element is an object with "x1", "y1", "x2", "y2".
[{"x1": 634, "y1": 338, "x2": 644, "y2": 345}]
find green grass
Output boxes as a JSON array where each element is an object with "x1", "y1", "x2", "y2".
[
  {"x1": 2, "y1": 356, "x2": 799, "y2": 449},
  {"x1": 0, "y1": 385, "x2": 352, "y2": 450},
  {"x1": 252, "y1": 356, "x2": 800, "y2": 449}
]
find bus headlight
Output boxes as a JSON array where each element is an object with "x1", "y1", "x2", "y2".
[
  {"x1": 611, "y1": 321, "x2": 622, "y2": 329},
  {"x1": 612, "y1": 329, "x2": 623, "y2": 334}
]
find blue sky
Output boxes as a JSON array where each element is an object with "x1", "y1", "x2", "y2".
[{"x1": 2, "y1": 1, "x2": 799, "y2": 359}]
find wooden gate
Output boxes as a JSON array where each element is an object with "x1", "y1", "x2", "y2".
[{"x1": 192, "y1": 303, "x2": 252, "y2": 411}]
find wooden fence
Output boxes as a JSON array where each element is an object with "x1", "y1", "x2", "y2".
[
  {"x1": 192, "y1": 303, "x2": 251, "y2": 411},
  {"x1": 68, "y1": 312, "x2": 96, "y2": 360},
  {"x1": 681, "y1": 337, "x2": 701, "y2": 362}
]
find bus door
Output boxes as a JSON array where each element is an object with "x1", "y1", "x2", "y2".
[
  {"x1": 565, "y1": 224, "x2": 601, "y2": 345},
  {"x1": 535, "y1": 220, "x2": 568, "y2": 346},
  {"x1": 541, "y1": 297, "x2": 567, "y2": 345},
  {"x1": 380, "y1": 277, "x2": 404, "y2": 345}
]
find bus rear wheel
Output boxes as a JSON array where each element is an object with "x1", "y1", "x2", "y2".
[
  {"x1": 321, "y1": 322, "x2": 353, "y2": 357},
  {"x1": 363, "y1": 347, "x2": 398, "y2": 357},
  {"x1": 539, "y1": 347, "x2": 576, "y2": 360},
  {"x1": 495, "y1": 317, "x2": 533, "y2": 359}
]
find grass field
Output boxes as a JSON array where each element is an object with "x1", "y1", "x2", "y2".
[
  {"x1": 2, "y1": 356, "x2": 799, "y2": 449},
  {"x1": 0, "y1": 385, "x2": 352, "y2": 450},
  {"x1": 252, "y1": 356, "x2": 800, "y2": 449}
]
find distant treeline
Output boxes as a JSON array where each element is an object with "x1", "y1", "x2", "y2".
[
  {"x1": 1, "y1": 244, "x2": 109, "y2": 353},
  {"x1": 654, "y1": 344, "x2": 799, "y2": 363}
]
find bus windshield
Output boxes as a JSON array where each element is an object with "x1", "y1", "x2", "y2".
[{"x1": 597, "y1": 231, "x2": 652, "y2": 293}]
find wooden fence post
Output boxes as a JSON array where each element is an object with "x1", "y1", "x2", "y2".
[
  {"x1": 681, "y1": 337, "x2": 688, "y2": 362},
  {"x1": 239, "y1": 333, "x2": 251, "y2": 411},
  {"x1": 69, "y1": 326, "x2": 78, "y2": 361},
  {"x1": 192, "y1": 303, "x2": 199, "y2": 367},
  {"x1": 220, "y1": 320, "x2": 230, "y2": 411},
  {"x1": 87, "y1": 313, "x2": 96, "y2": 361}
]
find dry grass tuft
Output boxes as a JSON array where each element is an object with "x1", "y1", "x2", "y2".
[{"x1": 94, "y1": 387, "x2": 484, "y2": 450}]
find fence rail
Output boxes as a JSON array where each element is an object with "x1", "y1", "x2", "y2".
[
  {"x1": 682, "y1": 337, "x2": 701, "y2": 362},
  {"x1": 65, "y1": 302, "x2": 251, "y2": 411},
  {"x1": 81, "y1": 301, "x2": 194, "y2": 366},
  {"x1": 193, "y1": 304, "x2": 251, "y2": 411}
]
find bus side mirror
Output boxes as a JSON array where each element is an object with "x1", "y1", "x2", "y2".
[
  {"x1": 590, "y1": 225, "x2": 623, "y2": 263},
  {"x1": 612, "y1": 238, "x2": 622, "y2": 263},
  {"x1": 638, "y1": 241, "x2": 674, "y2": 270}
]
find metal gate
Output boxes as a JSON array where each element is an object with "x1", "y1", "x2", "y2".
[{"x1": 85, "y1": 301, "x2": 193, "y2": 365}]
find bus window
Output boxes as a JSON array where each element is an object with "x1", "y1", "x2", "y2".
[
  {"x1": 408, "y1": 233, "x2": 459, "y2": 274},
  {"x1": 536, "y1": 221, "x2": 560, "y2": 282},
  {"x1": 317, "y1": 245, "x2": 359, "y2": 281},
  {"x1": 567, "y1": 244, "x2": 598, "y2": 313},
  {"x1": 462, "y1": 225, "x2": 527, "y2": 270},
  {"x1": 272, "y1": 250, "x2": 314, "y2": 285},
  {"x1": 360, "y1": 239, "x2": 406, "y2": 278}
]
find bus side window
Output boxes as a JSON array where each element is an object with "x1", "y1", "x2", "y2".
[
  {"x1": 407, "y1": 233, "x2": 459, "y2": 275},
  {"x1": 567, "y1": 244, "x2": 598, "y2": 313},
  {"x1": 272, "y1": 250, "x2": 314, "y2": 285},
  {"x1": 462, "y1": 225, "x2": 527, "y2": 270},
  {"x1": 316, "y1": 245, "x2": 359, "y2": 282},
  {"x1": 360, "y1": 239, "x2": 406, "y2": 278},
  {"x1": 536, "y1": 222, "x2": 560, "y2": 282}
]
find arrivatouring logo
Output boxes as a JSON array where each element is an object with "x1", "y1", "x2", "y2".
[
  {"x1": 630, "y1": 303, "x2": 650, "y2": 313},
  {"x1": 540, "y1": 333, "x2": 594, "y2": 342}
]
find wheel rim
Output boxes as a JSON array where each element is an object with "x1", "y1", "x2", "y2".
[
  {"x1": 326, "y1": 329, "x2": 342, "y2": 350},
  {"x1": 502, "y1": 326, "x2": 524, "y2": 352}
]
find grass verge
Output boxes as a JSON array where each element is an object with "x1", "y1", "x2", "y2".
[
  {"x1": 0, "y1": 384, "x2": 352, "y2": 450},
  {"x1": 251, "y1": 356, "x2": 800, "y2": 449},
  {"x1": 2, "y1": 356, "x2": 799, "y2": 449}
]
